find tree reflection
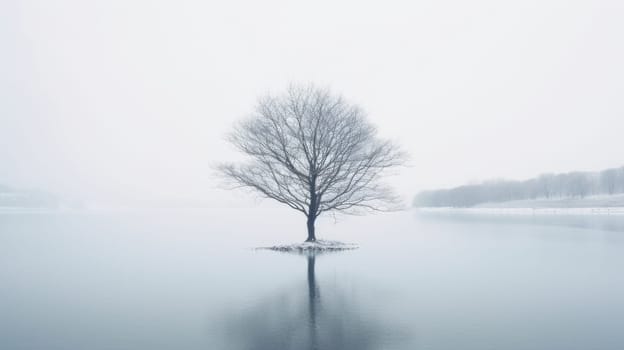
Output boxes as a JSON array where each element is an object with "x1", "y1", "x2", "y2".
[
  {"x1": 219, "y1": 252, "x2": 406, "y2": 350},
  {"x1": 307, "y1": 255, "x2": 319, "y2": 350}
]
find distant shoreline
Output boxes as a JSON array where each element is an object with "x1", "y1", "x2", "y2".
[
  {"x1": 413, "y1": 194, "x2": 624, "y2": 215},
  {"x1": 415, "y1": 207, "x2": 624, "y2": 215}
]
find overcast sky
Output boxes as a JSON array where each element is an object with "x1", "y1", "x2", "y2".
[{"x1": 2, "y1": 0, "x2": 623, "y2": 206}]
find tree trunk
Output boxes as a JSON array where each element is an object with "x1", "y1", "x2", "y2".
[{"x1": 306, "y1": 215, "x2": 316, "y2": 242}]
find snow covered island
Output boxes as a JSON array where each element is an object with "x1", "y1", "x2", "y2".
[{"x1": 258, "y1": 240, "x2": 359, "y2": 255}]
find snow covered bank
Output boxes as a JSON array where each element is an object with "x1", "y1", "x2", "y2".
[
  {"x1": 472, "y1": 194, "x2": 624, "y2": 209},
  {"x1": 415, "y1": 195, "x2": 624, "y2": 215},
  {"x1": 417, "y1": 207, "x2": 624, "y2": 215},
  {"x1": 258, "y1": 240, "x2": 359, "y2": 255}
]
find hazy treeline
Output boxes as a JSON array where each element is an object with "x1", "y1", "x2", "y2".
[
  {"x1": 0, "y1": 184, "x2": 60, "y2": 208},
  {"x1": 414, "y1": 166, "x2": 624, "y2": 207}
]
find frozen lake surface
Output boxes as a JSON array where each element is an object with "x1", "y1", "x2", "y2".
[{"x1": 1, "y1": 208, "x2": 623, "y2": 350}]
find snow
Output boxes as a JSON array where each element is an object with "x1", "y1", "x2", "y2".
[
  {"x1": 472, "y1": 194, "x2": 624, "y2": 209},
  {"x1": 417, "y1": 207, "x2": 624, "y2": 215},
  {"x1": 416, "y1": 194, "x2": 624, "y2": 215},
  {"x1": 258, "y1": 240, "x2": 359, "y2": 255}
]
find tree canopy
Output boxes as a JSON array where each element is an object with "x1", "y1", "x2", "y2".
[{"x1": 218, "y1": 84, "x2": 405, "y2": 241}]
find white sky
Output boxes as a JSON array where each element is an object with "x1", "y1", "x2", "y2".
[{"x1": 2, "y1": 0, "x2": 623, "y2": 206}]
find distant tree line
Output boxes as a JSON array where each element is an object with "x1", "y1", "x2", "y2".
[
  {"x1": 414, "y1": 166, "x2": 624, "y2": 207},
  {"x1": 0, "y1": 185, "x2": 60, "y2": 208}
]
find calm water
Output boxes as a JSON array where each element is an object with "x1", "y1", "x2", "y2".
[{"x1": 1, "y1": 208, "x2": 623, "y2": 350}]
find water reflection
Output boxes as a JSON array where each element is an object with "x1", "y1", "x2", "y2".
[
  {"x1": 307, "y1": 255, "x2": 319, "y2": 350},
  {"x1": 219, "y1": 252, "x2": 405, "y2": 350},
  {"x1": 416, "y1": 210, "x2": 624, "y2": 233}
]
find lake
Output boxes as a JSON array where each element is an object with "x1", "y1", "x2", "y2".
[{"x1": 1, "y1": 208, "x2": 623, "y2": 350}]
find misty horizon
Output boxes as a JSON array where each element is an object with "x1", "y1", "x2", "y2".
[{"x1": 3, "y1": 0, "x2": 624, "y2": 208}]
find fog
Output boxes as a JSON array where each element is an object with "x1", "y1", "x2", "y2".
[{"x1": 2, "y1": 0, "x2": 624, "y2": 207}]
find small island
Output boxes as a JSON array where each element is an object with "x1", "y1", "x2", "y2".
[{"x1": 259, "y1": 240, "x2": 359, "y2": 255}]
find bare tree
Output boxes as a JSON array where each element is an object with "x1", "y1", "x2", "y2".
[{"x1": 217, "y1": 84, "x2": 405, "y2": 242}]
